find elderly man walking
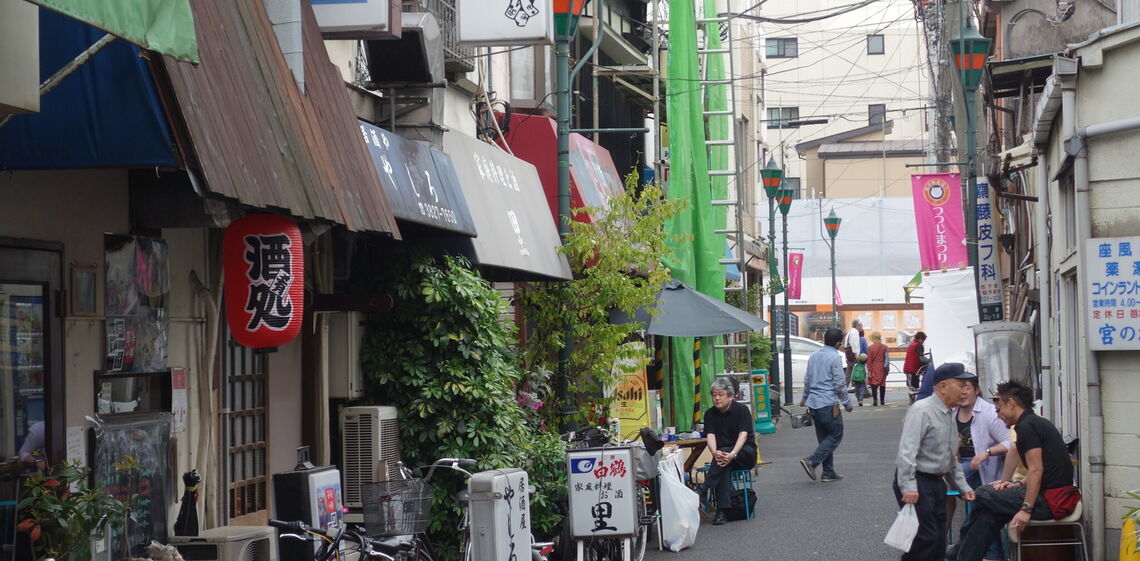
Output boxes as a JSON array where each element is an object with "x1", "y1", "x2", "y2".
[
  {"x1": 893, "y1": 362, "x2": 976, "y2": 560},
  {"x1": 798, "y1": 327, "x2": 852, "y2": 483}
]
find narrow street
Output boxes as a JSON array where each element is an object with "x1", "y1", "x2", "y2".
[{"x1": 648, "y1": 392, "x2": 920, "y2": 560}]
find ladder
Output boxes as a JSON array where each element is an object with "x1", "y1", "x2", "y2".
[{"x1": 696, "y1": 2, "x2": 752, "y2": 378}]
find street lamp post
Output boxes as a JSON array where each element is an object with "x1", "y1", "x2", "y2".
[
  {"x1": 824, "y1": 209, "x2": 842, "y2": 327},
  {"x1": 760, "y1": 157, "x2": 784, "y2": 402},
  {"x1": 949, "y1": 14, "x2": 991, "y2": 318},
  {"x1": 777, "y1": 187, "x2": 794, "y2": 405}
]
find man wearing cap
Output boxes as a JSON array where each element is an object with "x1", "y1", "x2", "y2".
[{"x1": 893, "y1": 363, "x2": 976, "y2": 560}]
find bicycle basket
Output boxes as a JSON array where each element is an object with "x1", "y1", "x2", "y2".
[
  {"x1": 362, "y1": 478, "x2": 434, "y2": 537},
  {"x1": 782, "y1": 406, "x2": 813, "y2": 429}
]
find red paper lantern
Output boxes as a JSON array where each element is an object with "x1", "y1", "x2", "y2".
[{"x1": 223, "y1": 215, "x2": 304, "y2": 349}]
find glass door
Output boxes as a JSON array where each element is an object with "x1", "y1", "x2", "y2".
[{"x1": 0, "y1": 285, "x2": 46, "y2": 463}]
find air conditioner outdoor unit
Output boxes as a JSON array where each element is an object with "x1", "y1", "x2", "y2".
[
  {"x1": 169, "y1": 526, "x2": 278, "y2": 561},
  {"x1": 340, "y1": 405, "x2": 400, "y2": 509},
  {"x1": 327, "y1": 311, "x2": 365, "y2": 399}
]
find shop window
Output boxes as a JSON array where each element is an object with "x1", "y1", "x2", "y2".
[{"x1": 0, "y1": 285, "x2": 45, "y2": 463}]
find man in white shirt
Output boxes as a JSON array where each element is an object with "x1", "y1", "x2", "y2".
[{"x1": 843, "y1": 319, "x2": 862, "y2": 388}]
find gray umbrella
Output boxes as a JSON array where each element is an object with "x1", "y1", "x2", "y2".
[{"x1": 613, "y1": 280, "x2": 767, "y2": 337}]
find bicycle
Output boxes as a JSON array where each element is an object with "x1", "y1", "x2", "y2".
[
  {"x1": 361, "y1": 457, "x2": 554, "y2": 561},
  {"x1": 269, "y1": 519, "x2": 409, "y2": 561},
  {"x1": 559, "y1": 427, "x2": 662, "y2": 561}
]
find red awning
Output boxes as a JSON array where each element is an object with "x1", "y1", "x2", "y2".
[{"x1": 500, "y1": 114, "x2": 625, "y2": 226}]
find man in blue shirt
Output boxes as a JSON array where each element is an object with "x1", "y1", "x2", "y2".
[{"x1": 798, "y1": 327, "x2": 852, "y2": 482}]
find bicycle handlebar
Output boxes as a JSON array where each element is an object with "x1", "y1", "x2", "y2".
[{"x1": 267, "y1": 520, "x2": 407, "y2": 560}]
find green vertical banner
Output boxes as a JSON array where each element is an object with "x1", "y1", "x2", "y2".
[
  {"x1": 664, "y1": 0, "x2": 726, "y2": 431},
  {"x1": 701, "y1": 0, "x2": 730, "y2": 398}
]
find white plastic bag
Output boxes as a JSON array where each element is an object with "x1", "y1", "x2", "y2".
[
  {"x1": 657, "y1": 452, "x2": 699, "y2": 552},
  {"x1": 884, "y1": 504, "x2": 920, "y2": 552}
]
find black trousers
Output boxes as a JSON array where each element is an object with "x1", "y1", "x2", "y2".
[
  {"x1": 893, "y1": 472, "x2": 947, "y2": 561},
  {"x1": 704, "y1": 445, "x2": 756, "y2": 511}
]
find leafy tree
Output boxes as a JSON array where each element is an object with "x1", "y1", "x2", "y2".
[
  {"x1": 359, "y1": 251, "x2": 563, "y2": 557},
  {"x1": 516, "y1": 178, "x2": 685, "y2": 427}
]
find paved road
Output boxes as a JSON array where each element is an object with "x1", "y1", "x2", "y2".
[{"x1": 647, "y1": 391, "x2": 918, "y2": 561}]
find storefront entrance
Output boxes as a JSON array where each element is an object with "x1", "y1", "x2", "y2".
[{"x1": 0, "y1": 241, "x2": 64, "y2": 466}]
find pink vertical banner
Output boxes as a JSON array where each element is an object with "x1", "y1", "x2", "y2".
[
  {"x1": 911, "y1": 173, "x2": 968, "y2": 272},
  {"x1": 834, "y1": 281, "x2": 843, "y2": 307},
  {"x1": 788, "y1": 252, "x2": 804, "y2": 299}
]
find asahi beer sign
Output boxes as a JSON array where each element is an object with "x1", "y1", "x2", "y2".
[{"x1": 459, "y1": 0, "x2": 554, "y2": 45}]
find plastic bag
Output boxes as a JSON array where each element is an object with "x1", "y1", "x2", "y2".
[
  {"x1": 657, "y1": 452, "x2": 699, "y2": 552},
  {"x1": 884, "y1": 504, "x2": 919, "y2": 552}
]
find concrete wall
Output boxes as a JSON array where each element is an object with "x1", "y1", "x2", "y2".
[
  {"x1": 820, "y1": 155, "x2": 925, "y2": 198},
  {"x1": 999, "y1": 0, "x2": 1117, "y2": 60},
  {"x1": 1078, "y1": 36, "x2": 1140, "y2": 556}
]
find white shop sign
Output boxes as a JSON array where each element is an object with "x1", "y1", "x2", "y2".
[
  {"x1": 567, "y1": 447, "x2": 636, "y2": 537},
  {"x1": 458, "y1": 0, "x2": 554, "y2": 46},
  {"x1": 1085, "y1": 236, "x2": 1140, "y2": 350}
]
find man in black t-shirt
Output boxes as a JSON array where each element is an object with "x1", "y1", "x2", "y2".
[
  {"x1": 948, "y1": 381, "x2": 1075, "y2": 561},
  {"x1": 701, "y1": 378, "x2": 756, "y2": 525}
]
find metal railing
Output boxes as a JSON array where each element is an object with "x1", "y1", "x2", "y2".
[{"x1": 404, "y1": 0, "x2": 475, "y2": 74}]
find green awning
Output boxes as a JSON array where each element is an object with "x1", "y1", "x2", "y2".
[{"x1": 30, "y1": 0, "x2": 199, "y2": 62}]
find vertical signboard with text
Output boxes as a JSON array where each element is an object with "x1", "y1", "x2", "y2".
[
  {"x1": 975, "y1": 178, "x2": 1003, "y2": 320},
  {"x1": 1085, "y1": 236, "x2": 1140, "y2": 350},
  {"x1": 567, "y1": 448, "x2": 636, "y2": 538}
]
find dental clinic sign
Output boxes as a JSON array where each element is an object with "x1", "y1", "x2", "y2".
[{"x1": 1085, "y1": 236, "x2": 1140, "y2": 350}]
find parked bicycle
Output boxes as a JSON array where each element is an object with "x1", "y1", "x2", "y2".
[
  {"x1": 359, "y1": 457, "x2": 553, "y2": 561},
  {"x1": 270, "y1": 519, "x2": 408, "y2": 561},
  {"x1": 556, "y1": 427, "x2": 663, "y2": 561}
]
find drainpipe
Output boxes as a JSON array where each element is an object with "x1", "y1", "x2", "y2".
[{"x1": 1033, "y1": 146, "x2": 1053, "y2": 420}]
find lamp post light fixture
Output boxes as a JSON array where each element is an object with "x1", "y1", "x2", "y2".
[
  {"x1": 761, "y1": 157, "x2": 784, "y2": 404},
  {"x1": 777, "y1": 186, "x2": 794, "y2": 407},
  {"x1": 824, "y1": 209, "x2": 842, "y2": 327},
  {"x1": 949, "y1": 17, "x2": 991, "y2": 320}
]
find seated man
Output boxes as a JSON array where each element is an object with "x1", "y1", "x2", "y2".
[
  {"x1": 948, "y1": 381, "x2": 1077, "y2": 561},
  {"x1": 701, "y1": 377, "x2": 756, "y2": 525}
]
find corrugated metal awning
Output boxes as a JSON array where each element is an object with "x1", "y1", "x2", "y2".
[{"x1": 157, "y1": 0, "x2": 400, "y2": 236}]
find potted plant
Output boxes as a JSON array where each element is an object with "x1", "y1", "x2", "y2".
[{"x1": 16, "y1": 460, "x2": 127, "y2": 561}]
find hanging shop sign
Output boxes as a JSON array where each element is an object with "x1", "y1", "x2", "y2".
[
  {"x1": 459, "y1": 0, "x2": 554, "y2": 46},
  {"x1": 1085, "y1": 235, "x2": 1140, "y2": 350},
  {"x1": 975, "y1": 178, "x2": 1003, "y2": 321},
  {"x1": 787, "y1": 252, "x2": 804, "y2": 300},
  {"x1": 223, "y1": 215, "x2": 304, "y2": 349},
  {"x1": 911, "y1": 173, "x2": 967, "y2": 272}
]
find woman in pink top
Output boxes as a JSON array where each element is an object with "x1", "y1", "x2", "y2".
[{"x1": 865, "y1": 331, "x2": 889, "y2": 406}]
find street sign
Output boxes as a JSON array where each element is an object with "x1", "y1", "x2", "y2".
[
  {"x1": 751, "y1": 370, "x2": 776, "y2": 435},
  {"x1": 1085, "y1": 236, "x2": 1140, "y2": 350}
]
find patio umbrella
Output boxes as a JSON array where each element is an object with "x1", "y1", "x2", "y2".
[{"x1": 641, "y1": 280, "x2": 766, "y2": 337}]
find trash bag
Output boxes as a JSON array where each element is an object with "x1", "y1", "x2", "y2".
[
  {"x1": 658, "y1": 453, "x2": 699, "y2": 552},
  {"x1": 725, "y1": 488, "x2": 757, "y2": 521},
  {"x1": 884, "y1": 504, "x2": 919, "y2": 552}
]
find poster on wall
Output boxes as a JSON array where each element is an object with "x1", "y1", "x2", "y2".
[
  {"x1": 1085, "y1": 236, "x2": 1140, "y2": 350},
  {"x1": 104, "y1": 235, "x2": 169, "y2": 372}
]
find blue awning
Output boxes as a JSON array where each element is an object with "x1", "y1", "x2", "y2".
[
  {"x1": 0, "y1": 9, "x2": 177, "y2": 169},
  {"x1": 725, "y1": 243, "x2": 741, "y2": 282}
]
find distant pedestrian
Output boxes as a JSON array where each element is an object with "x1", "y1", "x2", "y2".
[
  {"x1": 893, "y1": 362, "x2": 975, "y2": 561},
  {"x1": 843, "y1": 319, "x2": 863, "y2": 388},
  {"x1": 866, "y1": 331, "x2": 889, "y2": 406},
  {"x1": 852, "y1": 353, "x2": 869, "y2": 406},
  {"x1": 799, "y1": 327, "x2": 852, "y2": 483},
  {"x1": 903, "y1": 331, "x2": 930, "y2": 401},
  {"x1": 701, "y1": 378, "x2": 757, "y2": 525}
]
